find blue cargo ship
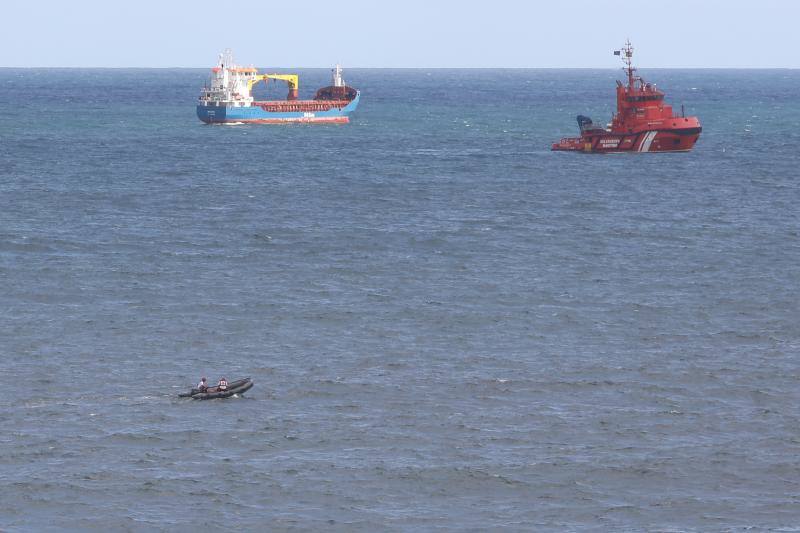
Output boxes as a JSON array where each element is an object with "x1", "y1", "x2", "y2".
[{"x1": 197, "y1": 50, "x2": 360, "y2": 124}]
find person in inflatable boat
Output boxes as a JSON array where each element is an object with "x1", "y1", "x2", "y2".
[
  {"x1": 217, "y1": 377, "x2": 228, "y2": 391},
  {"x1": 197, "y1": 377, "x2": 208, "y2": 392}
]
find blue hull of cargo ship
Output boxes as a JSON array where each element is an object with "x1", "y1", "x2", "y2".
[{"x1": 197, "y1": 91, "x2": 360, "y2": 124}]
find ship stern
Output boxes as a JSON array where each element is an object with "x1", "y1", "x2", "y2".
[{"x1": 196, "y1": 104, "x2": 226, "y2": 124}]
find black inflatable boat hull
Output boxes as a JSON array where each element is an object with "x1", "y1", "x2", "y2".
[{"x1": 192, "y1": 380, "x2": 253, "y2": 400}]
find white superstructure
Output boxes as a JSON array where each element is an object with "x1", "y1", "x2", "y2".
[{"x1": 198, "y1": 49, "x2": 258, "y2": 107}]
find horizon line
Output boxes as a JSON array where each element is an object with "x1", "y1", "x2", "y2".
[{"x1": 1, "y1": 65, "x2": 798, "y2": 70}]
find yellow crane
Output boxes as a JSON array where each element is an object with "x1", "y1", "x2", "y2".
[{"x1": 247, "y1": 74, "x2": 300, "y2": 100}]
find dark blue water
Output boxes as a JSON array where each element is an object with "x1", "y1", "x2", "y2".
[{"x1": 1, "y1": 68, "x2": 799, "y2": 530}]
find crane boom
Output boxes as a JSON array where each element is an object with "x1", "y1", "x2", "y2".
[{"x1": 247, "y1": 74, "x2": 300, "y2": 100}]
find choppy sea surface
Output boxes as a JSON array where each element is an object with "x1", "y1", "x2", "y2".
[{"x1": 1, "y1": 68, "x2": 799, "y2": 531}]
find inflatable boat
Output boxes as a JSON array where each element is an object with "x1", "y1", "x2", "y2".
[{"x1": 179, "y1": 377, "x2": 254, "y2": 400}]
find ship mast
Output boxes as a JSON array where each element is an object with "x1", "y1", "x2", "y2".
[
  {"x1": 621, "y1": 39, "x2": 635, "y2": 88},
  {"x1": 332, "y1": 64, "x2": 345, "y2": 87}
]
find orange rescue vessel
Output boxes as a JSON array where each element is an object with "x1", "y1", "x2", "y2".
[{"x1": 552, "y1": 40, "x2": 701, "y2": 153}]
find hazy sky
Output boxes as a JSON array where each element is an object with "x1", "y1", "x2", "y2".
[{"x1": 2, "y1": 0, "x2": 797, "y2": 68}]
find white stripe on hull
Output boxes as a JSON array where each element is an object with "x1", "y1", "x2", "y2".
[{"x1": 639, "y1": 131, "x2": 658, "y2": 152}]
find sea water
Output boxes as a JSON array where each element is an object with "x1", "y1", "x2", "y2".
[{"x1": 1, "y1": 68, "x2": 799, "y2": 530}]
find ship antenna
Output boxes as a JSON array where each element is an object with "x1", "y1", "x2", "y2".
[{"x1": 622, "y1": 39, "x2": 635, "y2": 88}]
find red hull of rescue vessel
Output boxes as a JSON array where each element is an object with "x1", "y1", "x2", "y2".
[{"x1": 552, "y1": 41, "x2": 701, "y2": 153}]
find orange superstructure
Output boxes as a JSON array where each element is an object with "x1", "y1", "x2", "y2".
[{"x1": 552, "y1": 40, "x2": 701, "y2": 153}]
